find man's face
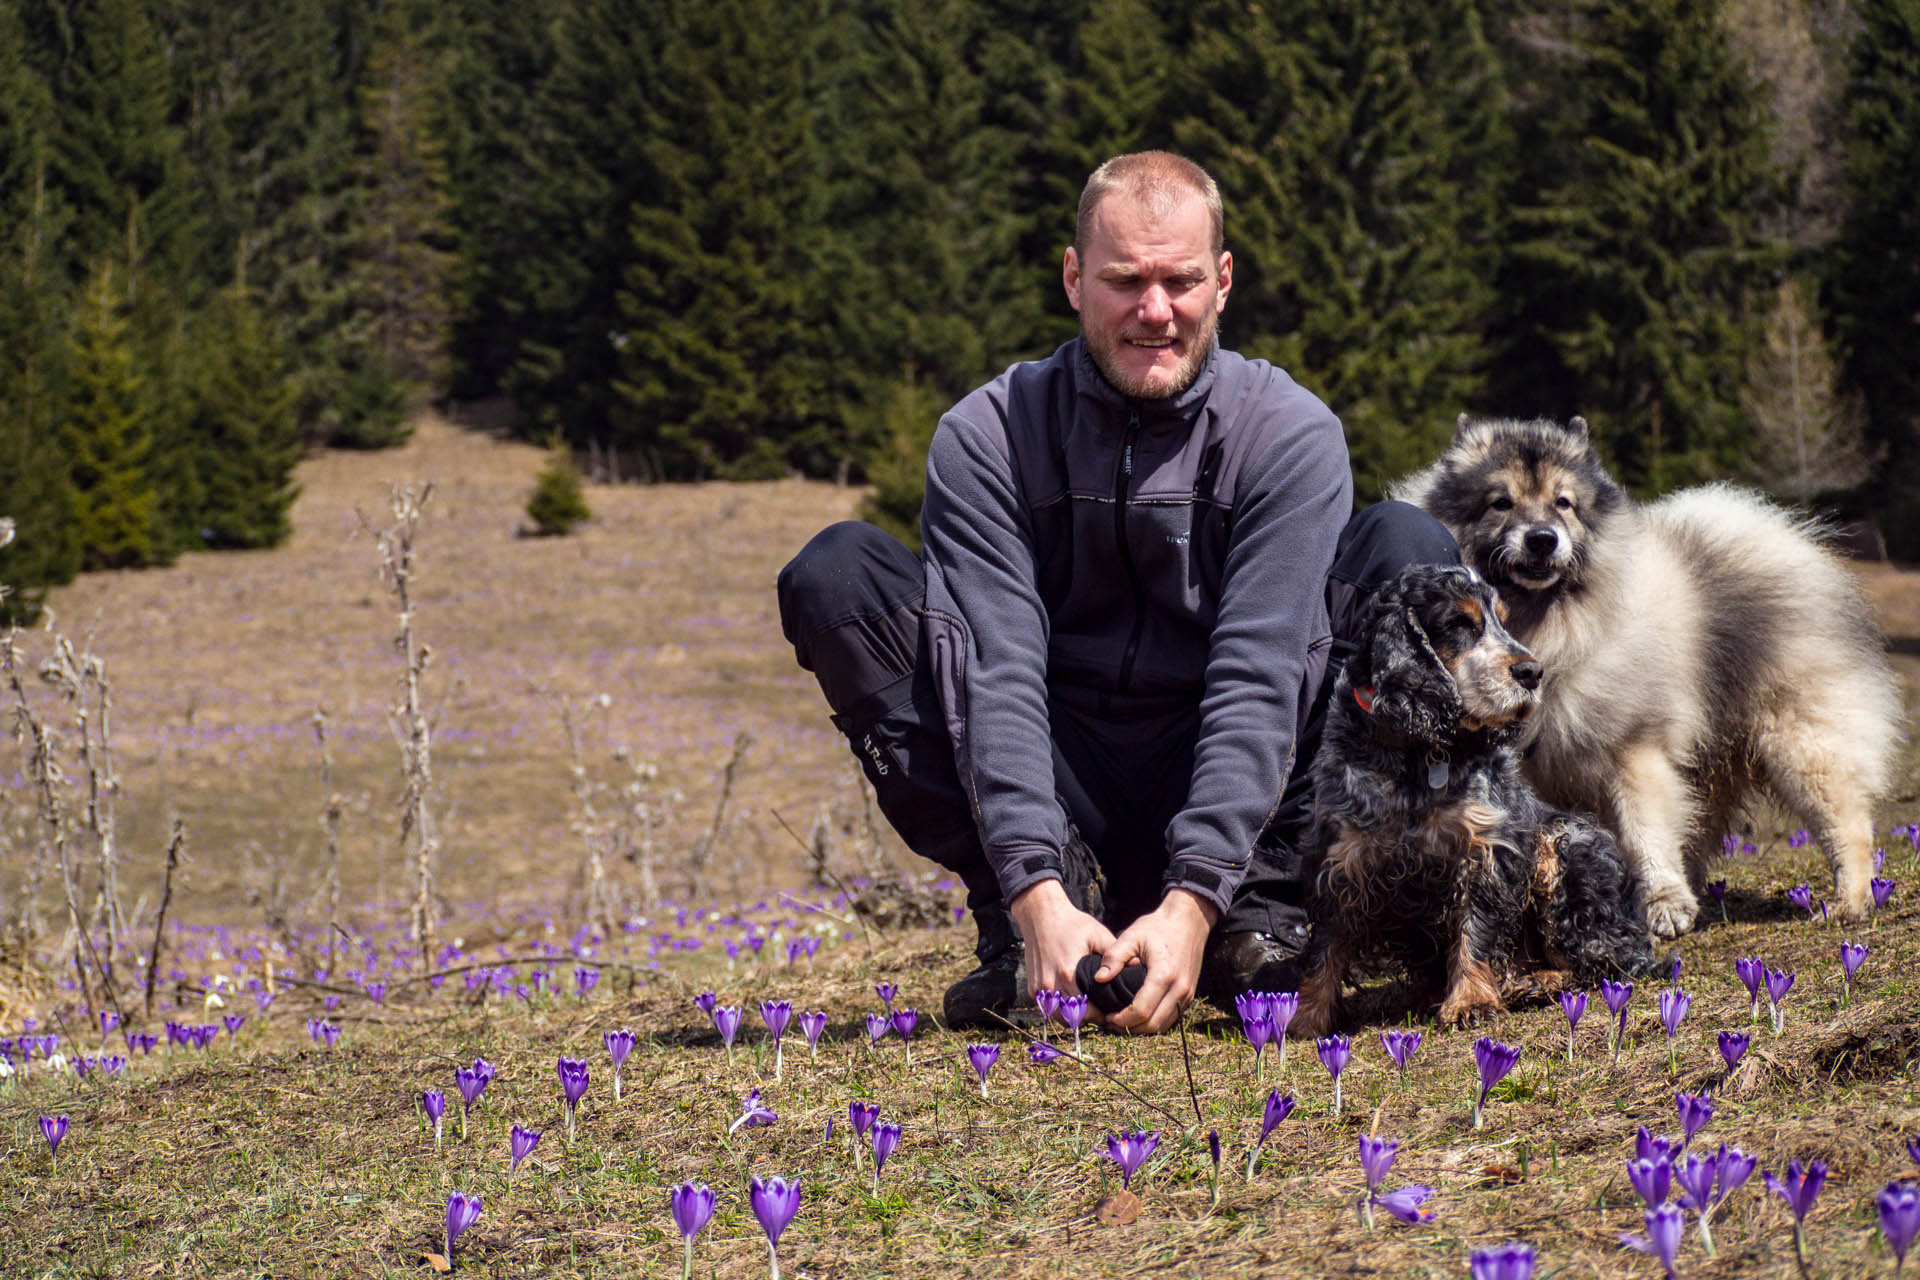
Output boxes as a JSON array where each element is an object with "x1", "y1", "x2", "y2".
[{"x1": 1063, "y1": 191, "x2": 1231, "y2": 401}]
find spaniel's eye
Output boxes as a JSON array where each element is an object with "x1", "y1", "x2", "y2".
[
  {"x1": 1554, "y1": 495, "x2": 1575, "y2": 511},
  {"x1": 1489, "y1": 496, "x2": 1514, "y2": 513}
]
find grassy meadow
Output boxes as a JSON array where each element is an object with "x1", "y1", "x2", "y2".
[{"x1": 4, "y1": 419, "x2": 1920, "y2": 1278}]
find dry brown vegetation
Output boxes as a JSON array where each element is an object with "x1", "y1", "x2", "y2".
[{"x1": 3, "y1": 420, "x2": 1920, "y2": 1278}]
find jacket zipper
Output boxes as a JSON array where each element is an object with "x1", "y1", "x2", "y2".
[{"x1": 1113, "y1": 407, "x2": 1148, "y2": 696}]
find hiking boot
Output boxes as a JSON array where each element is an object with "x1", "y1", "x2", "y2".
[
  {"x1": 943, "y1": 941, "x2": 1026, "y2": 1029},
  {"x1": 1201, "y1": 929, "x2": 1307, "y2": 1006}
]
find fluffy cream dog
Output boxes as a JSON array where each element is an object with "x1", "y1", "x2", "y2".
[{"x1": 1393, "y1": 415, "x2": 1903, "y2": 936}]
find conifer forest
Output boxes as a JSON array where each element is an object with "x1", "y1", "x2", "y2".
[{"x1": 3, "y1": 0, "x2": 1918, "y2": 604}]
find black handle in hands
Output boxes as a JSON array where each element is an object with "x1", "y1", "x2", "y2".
[{"x1": 1074, "y1": 953, "x2": 1147, "y2": 1015}]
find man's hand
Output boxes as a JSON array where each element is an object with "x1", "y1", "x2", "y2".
[
  {"x1": 1097, "y1": 889, "x2": 1219, "y2": 1034},
  {"x1": 1008, "y1": 879, "x2": 1117, "y2": 1003}
]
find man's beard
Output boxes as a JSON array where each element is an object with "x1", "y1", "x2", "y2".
[{"x1": 1085, "y1": 308, "x2": 1219, "y2": 401}]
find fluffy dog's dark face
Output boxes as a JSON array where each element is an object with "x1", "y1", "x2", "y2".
[
  {"x1": 1348, "y1": 565, "x2": 1542, "y2": 745},
  {"x1": 1414, "y1": 417, "x2": 1627, "y2": 596}
]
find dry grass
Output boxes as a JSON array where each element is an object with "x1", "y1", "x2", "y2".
[{"x1": 2, "y1": 420, "x2": 1920, "y2": 1278}]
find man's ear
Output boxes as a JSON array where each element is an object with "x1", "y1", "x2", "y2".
[
  {"x1": 1063, "y1": 246, "x2": 1083, "y2": 312},
  {"x1": 1215, "y1": 250, "x2": 1233, "y2": 310}
]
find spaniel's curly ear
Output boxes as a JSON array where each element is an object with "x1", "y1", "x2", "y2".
[{"x1": 1353, "y1": 589, "x2": 1463, "y2": 746}]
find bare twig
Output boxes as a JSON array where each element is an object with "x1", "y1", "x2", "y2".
[
  {"x1": 311, "y1": 708, "x2": 343, "y2": 938},
  {"x1": 771, "y1": 807, "x2": 874, "y2": 955},
  {"x1": 686, "y1": 731, "x2": 751, "y2": 900},
  {"x1": 359, "y1": 483, "x2": 439, "y2": 971},
  {"x1": 144, "y1": 819, "x2": 185, "y2": 1019},
  {"x1": 556, "y1": 692, "x2": 616, "y2": 938}
]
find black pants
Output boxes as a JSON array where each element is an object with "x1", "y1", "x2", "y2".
[{"x1": 776, "y1": 502, "x2": 1459, "y2": 960}]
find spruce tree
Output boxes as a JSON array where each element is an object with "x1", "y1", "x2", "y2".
[
  {"x1": 615, "y1": 0, "x2": 840, "y2": 478},
  {"x1": 0, "y1": 7, "x2": 81, "y2": 614},
  {"x1": 1830, "y1": 0, "x2": 1920, "y2": 541},
  {"x1": 354, "y1": 0, "x2": 456, "y2": 405},
  {"x1": 1742, "y1": 276, "x2": 1872, "y2": 505},
  {"x1": 1175, "y1": 0, "x2": 1509, "y2": 499},
  {"x1": 1503, "y1": 0, "x2": 1778, "y2": 492},
  {"x1": 63, "y1": 262, "x2": 159, "y2": 570},
  {"x1": 175, "y1": 281, "x2": 304, "y2": 549},
  {"x1": 525, "y1": 439, "x2": 592, "y2": 537}
]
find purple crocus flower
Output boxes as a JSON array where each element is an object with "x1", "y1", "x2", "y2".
[
  {"x1": 1380, "y1": 1028, "x2": 1423, "y2": 1082},
  {"x1": 557, "y1": 1056, "x2": 590, "y2": 1142},
  {"x1": 1764, "y1": 968, "x2": 1796, "y2": 1034},
  {"x1": 1247, "y1": 1090, "x2": 1296, "y2": 1175},
  {"x1": 714, "y1": 1006, "x2": 744, "y2": 1063},
  {"x1": 749, "y1": 1174, "x2": 803, "y2": 1280},
  {"x1": 1560, "y1": 990, "x2": 1588, "y2": 1063},
  {"x1": 966, "y1": 1043, "x2": 1000, "y2": 1098},
  {"x1": 1358, "y1": 1134, "x2": 1398, "y2": 1197},
  {"x1": 1207, "y1": 1128, "x2": 1222, "y2": 1206},
  {"x1": 669, "y1": 1182, "x2": 716, "y2": 1280},
  {"x1": 1788, "y1": 883, "x2": 1814, "y2": 916},
  {"x1": 1029, "y1": 1041, "x2": 1064, "y2": 1064},
  {"x1": 864, "y1": 1012, "x2": 890, "y2": 1048},
  {"x1": 1735, "y1": 957, "x2": 1766, "y2": 1022},
  {"x1": 1622, "y1": 1201, "x2": 1685, "y2": 1278},
  {"x1": 869, "y1": 1120, "x2": 902, "y2": 1191},
  {"x1": 1637, "y1": 1126, "x2": 1675, "y2": 1165},
  {"x1": 849, "y1": 1099, "x2": 879, "y2": 1141},
  {"x1": 1882, "y1": 1182, "x2": 1920, "y2": 1270},
  {"x1": 1470, "y1": 1242, "x2": 1537, "y2": 1280},
  {"x1": 1764, "y1": 1159, "x2": 1826, "y2": 1266},
  {"x1": 40, "y1": 1114, "x2": 68, "y2": 1164},
  {"x1": 1909, "y1": 1137, "x2": 1920, "y2": 1171},
  {"x1": 575, "y1": 966, "x2": 599, "y2": 998},
  {"x1": 874, "y1": 981, "x2": 898, "y2": 1010},
  {"x1": 1706, "y1": 879, "x2": 1728, "y2": 922},
  {"x1": 1472, "y1": 1038, "x2": 1522, "y2": 1130},
  {"x1": 1659, "y1": 989, "x2": 1691, "y2": 1072},
  {"x1": 1269, "y1": 990, "x2": 1300, "y2": 1063},
  {"x1": 1789, "y1": 829, "x2": 1811, "y2": 849},
  {"x1": 1873, "y1": 877, "x2": 1896, "y2": 909},
  {"x1": 508, "y1": 1125, "x2": 542, "y2": 1183},
  {"x1": 605, "y1": 1028, "x2": 635, "y2": 1102},
  {"x1": 762, "y1": 999, "x2": 794, "y2": 1079},
  {"x1": 1372, "y1": 1183, "x2": 1437, "y2": 1224},
  {"x1": 422, "y1": 1089, "x2": 446, "y2": 1150},
  {"x1": 1717, "y1": 1031, "x2": 1750, "y2": 1072},
  {"x1": 1060, "y1": 995, "x2": 1089, "y2": 1054},
  {"x1": 319, "y1": 1021, "x2": 341, "y2": 1049},
  {"x1": 694, "y1": 991, "x2": 718, "y2": 1018},
  {"x1": 1104, "y1": 1129, "x2": 1161, "y2": 1190},
  {"x1": 1675, "y1": 1143, "x2": 1755, "y2": 1254},
  {"x1": 1675, "y1": 1092, "x2": 1713, "y2": 1150},
  {"x1": 799, "y1": 1010, "x2": 827, "y2": 1058},
  {"x1": 1317, "y1": 1034, "x2": 1352, "y2": 1117},
  {"x1": 1840, "y1": 941, "x2": 1869, "y2": 1005},
  {"x1": 729, "y1": 1087, "x2": 777, "y2": 1135},
  {"x1": 1035, "y1": 988, "x2": 1063, "y2": 1027},
  {"x1": 1602, "y1": 979, "x2": 1634, "y2": 1057},
  {"x1": 444, "y1": 1190, "x2": 482, "y2": 1261},
  {"x1": 1628, "y1": 1156, "x2": 1672, "y2": 1208},
  {"x1": 223, "y1": 1014, "x2": 245, "y2": 1038},
  {"x1": 891, "y1": 1007, "x2": 919, "y2": 1064}
]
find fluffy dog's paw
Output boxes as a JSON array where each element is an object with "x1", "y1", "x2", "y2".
[
  {"x1": 1437, "y1": 991, "x2": 1503, "y2": 1029},
  {"x1": 1644, "y1": 882, "x2": 1699, "y2": 939}
]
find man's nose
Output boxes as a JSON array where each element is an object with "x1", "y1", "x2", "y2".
[{"x1": 1137, "y1": 284, "x2": 1173, "y2": 325}]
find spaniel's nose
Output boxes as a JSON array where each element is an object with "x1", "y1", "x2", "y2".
[{"x1": 1511, "y1": 659, "x2": 1543, "y2": 691}]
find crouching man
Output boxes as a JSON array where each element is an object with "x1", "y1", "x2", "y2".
[{"x1": 778, "y1": 151, "x2": 1456, "y2": 1032}]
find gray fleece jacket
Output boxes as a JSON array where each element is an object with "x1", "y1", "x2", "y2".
[{"x1": 919, "y1": 338, "x2": 1353, "y2": 917}]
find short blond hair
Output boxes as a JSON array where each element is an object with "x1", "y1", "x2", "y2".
[{"x1": 1075, "y1": 151, "x2": 1224, "y2": 258}]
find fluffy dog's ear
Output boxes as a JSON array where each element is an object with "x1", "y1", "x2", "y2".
[
  {"x1": 1361, "y1": 599, "x2": 1464, "y2": 746},
  {"x1": 1565, "y1": 415, "x2": 1589, "y2": 441}
]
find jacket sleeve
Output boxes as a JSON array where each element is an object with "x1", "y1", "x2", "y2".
[
  {"x1": 920, "y1": 410, "x2": 1071, "y2": 904},
  {"x1": 1162, "y1": 409, "x2": 1352, "y2": 915}
]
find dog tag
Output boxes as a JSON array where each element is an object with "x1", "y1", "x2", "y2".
[{"x1": 1426, "y1": 753, "x2": 1450, "y2": 789}]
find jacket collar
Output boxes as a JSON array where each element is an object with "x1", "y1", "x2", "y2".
[{"x1": 1071, "y1": 338, "x2": 1219, "y2": 433}]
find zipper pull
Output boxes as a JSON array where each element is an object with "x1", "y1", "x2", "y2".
[{"x1": 1123, "y1": 409, "x2": 1139, "y2": 476}]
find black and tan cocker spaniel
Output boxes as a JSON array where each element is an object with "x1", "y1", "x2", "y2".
[{"x1": 1292, "y1": 564, "x2": 1656, "y2": 1036}]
